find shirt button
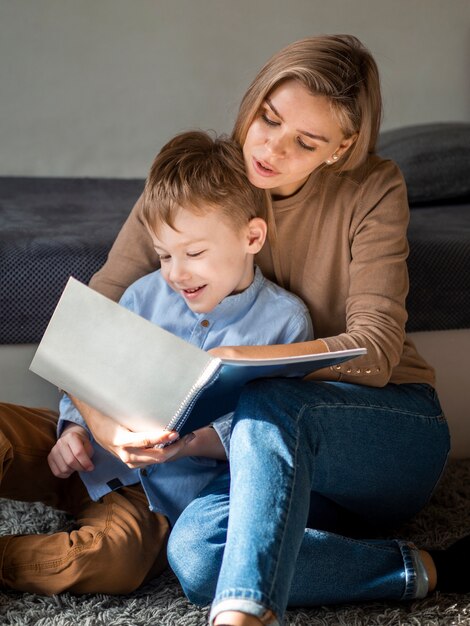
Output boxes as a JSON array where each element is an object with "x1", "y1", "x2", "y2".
[
  {"x1": 141, "y1": 469, "x2": 147, "y2": 477},
  {"x1": 201, "y1": 319, "x2": 210, "y2": 327}
]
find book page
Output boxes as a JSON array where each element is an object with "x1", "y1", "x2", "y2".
[{"x1": 30, "y1": 277, "x2": 220, "y2": 431}]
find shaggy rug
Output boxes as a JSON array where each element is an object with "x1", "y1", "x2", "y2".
[{"x1": 1, "y1": 459, "x2": 470, "y2": 626}]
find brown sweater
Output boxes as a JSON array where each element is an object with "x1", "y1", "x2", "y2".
[{"x1": 90, "y1": 154, "x2": 435, "y2": 388}]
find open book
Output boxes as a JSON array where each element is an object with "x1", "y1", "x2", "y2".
[{"x1": 30, "y1": 277, "x2": 366, "y2": 435}]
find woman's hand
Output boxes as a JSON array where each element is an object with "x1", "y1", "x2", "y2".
[
  {"x1": 116, "y1": 426, "x2": 227, "y2": 469},
  {"x1": 48, "y1": 423, "x2": 95, "y2": 478}
]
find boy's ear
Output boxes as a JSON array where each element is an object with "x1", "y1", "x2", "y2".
[{"x1": 246, "y1": 217, "x2": 267, "y2": 253}]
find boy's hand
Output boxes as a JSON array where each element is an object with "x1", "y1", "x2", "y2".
[
  {"x1": 48, "y1": 423, "x2": 95, "y2": 478},
  {"x1": 68, "y1": 395, "x2": 191, "y2": 468},
  {"x1": 118, "y1": 425, "x2": 227, "y2": 468},
  {"x1": 68, "y1": 395, "x2": 227, "y2": 469}
]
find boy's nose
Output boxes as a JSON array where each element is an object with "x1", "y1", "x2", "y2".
[{"x1": 169, "y1": 261, "x2": 190, "y2": 283}]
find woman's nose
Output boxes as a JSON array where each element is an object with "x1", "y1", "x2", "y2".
[{"x1": 265, "y1": 133, "x2": 287, "y2": 157}]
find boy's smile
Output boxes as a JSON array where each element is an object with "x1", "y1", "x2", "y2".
[{"x1": 149, "y1": 207, "x2": 264, "y2": 314}]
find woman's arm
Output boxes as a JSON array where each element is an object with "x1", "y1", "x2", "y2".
[
  {"x1": 208, "y1": 338, "x2": 329, "y2": 360},
  {"x1": 318, "y1": 160, "x2": 410, "y2": 387},
  {"x1": 89, "y1": 193, "x2": 159, "y2": 301}
]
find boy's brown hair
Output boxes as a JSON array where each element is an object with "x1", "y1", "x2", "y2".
[{"x1": 141, "y1": 130, "x2": 266, "y2": 234}]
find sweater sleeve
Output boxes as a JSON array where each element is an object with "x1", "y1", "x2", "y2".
[
  {"x1": 321, "y1": 160, "x2": 410, "y2": 387},
  {"x1": 89, "y1": 193, "x2": 160, "y2": 302}
]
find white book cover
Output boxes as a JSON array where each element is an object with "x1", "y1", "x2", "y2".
[{"x1": 30, "y1": 277, "x2": 366, "y2": 434}]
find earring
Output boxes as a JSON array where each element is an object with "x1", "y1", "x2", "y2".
[{"x1": 325, "y1": 154, "x2": 339, "y2": 165}]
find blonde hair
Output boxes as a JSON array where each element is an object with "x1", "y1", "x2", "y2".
[
  {"x1": 232, "y1": 34, "x2": 382, "y2": 171},
  {"x1": 141, "y1": 131, "x2": 266, "y2": 234}
]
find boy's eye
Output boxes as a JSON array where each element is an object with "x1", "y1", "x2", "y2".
[
  {"x1": 187, "y1": 250, "x2": 205, "y2": 258},
  {"x1": 261, "y1": 113, "x2": 280, "y2": 127},
  {"x1": 158, "y1": 254, "x2": 170, "y2": 261}
]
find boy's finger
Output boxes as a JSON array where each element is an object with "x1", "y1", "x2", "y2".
[{"x1": 66, "y1": 438, "x2": 95, "y2": 472}]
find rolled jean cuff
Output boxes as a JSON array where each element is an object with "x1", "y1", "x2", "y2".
[
  {"x1": 209, "y1": 598, "x2": 280, "y2": 626},
  {"x1": 398, "y1": 541, "x2": 429, "y2": 600}
]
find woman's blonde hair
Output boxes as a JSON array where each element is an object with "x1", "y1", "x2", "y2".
[
  {"x1": 141, "y1": 130, "x2": 266, "y2": 234},
  {"x1": 232, "y1": 34, "x2": 382, "y2": 171}
]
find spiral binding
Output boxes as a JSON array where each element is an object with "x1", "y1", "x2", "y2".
[{"x1": 166, "y1": 358, "x2": 222, "y2": 432}]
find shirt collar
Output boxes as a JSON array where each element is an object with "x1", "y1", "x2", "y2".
[{"x1": 192, "y1": 266, "x2": 264, "y2": 323}]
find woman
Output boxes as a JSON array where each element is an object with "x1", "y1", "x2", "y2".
[{"x1": 79, "y1": 35, "x2": 465, "y2": 626}]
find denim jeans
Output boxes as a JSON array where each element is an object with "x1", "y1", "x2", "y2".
[{"x1": 168, "y1": 380, "x2": 450, "y2": 625}]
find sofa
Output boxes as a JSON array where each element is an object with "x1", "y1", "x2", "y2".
[{"x1": 1, "y1": 122, "x2": 469, "y2": 455}]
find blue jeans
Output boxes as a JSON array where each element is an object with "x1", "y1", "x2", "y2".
[{"x1": 168, "y1": 380, "x2": 450, "y2": 625}]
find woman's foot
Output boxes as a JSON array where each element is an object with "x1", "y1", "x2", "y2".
[
  {"x1": 213, "y1": 611, "x2": 263, "y2": 626},
  {"x1": 428, "y1": 535, "x2": 470, "y2": 593}
]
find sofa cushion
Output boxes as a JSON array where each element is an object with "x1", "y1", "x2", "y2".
[
  {"x1": 378, "y1": 122, "x2": 470, "y2": 204},
  {"x1": 0, "y1": 176, "x2": 469, "y2": 344},
  {"x1": 0, "y1": 177, "x2": 144, "y2": 344},
  {"x1": 406, "y1": 200, "x2": 470, "y2": 332}
]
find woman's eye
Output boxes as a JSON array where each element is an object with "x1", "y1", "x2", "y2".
[
  {"x1": 297, "y1": 138, "x2": 316, "y2": 152},
  {"x1": 261, "y1": 113, "x2": 280, "y2": 127}
]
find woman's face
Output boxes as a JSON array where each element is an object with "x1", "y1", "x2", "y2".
[{"x1": 243, "y1": 79, "x2": 355, "y2": 197}]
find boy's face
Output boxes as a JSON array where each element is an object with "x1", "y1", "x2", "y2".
[{"x1": 149, "y1": 207, "x2": 263, "y2": 314}]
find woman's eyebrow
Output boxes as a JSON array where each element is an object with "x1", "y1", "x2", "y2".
[{"x1": 265, "y1": 97, "x2": 330, "y2": 143}]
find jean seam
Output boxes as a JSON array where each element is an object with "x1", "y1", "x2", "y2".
[
  {"x1": 335, "y1": 535, "x2": 401, "y2": 553},
  {"x1": 264, "y1": 404, "x2": 304, "y2": 617},
  {"x1": 302, "y1": 401, "x2": 444, "y2": 421}
]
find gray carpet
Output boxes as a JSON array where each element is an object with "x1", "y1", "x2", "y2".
[{"x1": 1, "y1": 459, "x2": 470, "y2": 626}]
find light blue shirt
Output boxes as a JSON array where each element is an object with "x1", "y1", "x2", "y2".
[{"x1": 58, "y1": 266, "x2": 313, "y2": 525}]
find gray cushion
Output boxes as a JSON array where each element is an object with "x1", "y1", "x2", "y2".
[{"x1": 378, "y1": 122, "x2": 470, "y2": 204}]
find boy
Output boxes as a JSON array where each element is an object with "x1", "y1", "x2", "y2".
[
  {"x1": 1, "y1": 131, "x2": 312, "y2": 596},
  {"x1": 51, "y1": 130, "x2": 313, "y2": 525}
]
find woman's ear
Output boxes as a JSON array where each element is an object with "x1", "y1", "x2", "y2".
[
  {"x1": 336, "y1": 133, "x2": 358, "y2": 158},
  {"x1": 246, "y1": 217, "x2": 267, "y2": 253}
]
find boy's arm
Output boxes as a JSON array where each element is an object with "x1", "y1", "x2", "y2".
[{"x1": 89, "y1": 193, "x2": 159, "y2": 302}]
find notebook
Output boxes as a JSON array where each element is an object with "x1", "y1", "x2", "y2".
[{"x1": 30, "y1": 277, "x2": 367, "y2": 435}]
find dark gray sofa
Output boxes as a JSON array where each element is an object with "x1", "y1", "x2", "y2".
[{"x1": 1, "y1": 123, "x2": 469, "y2": 346}]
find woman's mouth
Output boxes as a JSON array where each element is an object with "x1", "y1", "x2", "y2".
[{"x1": 252, "y1": 157, "x2": 279, "y2": 178}]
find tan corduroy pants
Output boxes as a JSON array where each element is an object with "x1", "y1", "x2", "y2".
[{"x1": 0, "y1": 403, "x2": 169, "y2": 595}]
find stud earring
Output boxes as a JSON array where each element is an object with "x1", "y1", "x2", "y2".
[{"x1": 332, "y1": 154, "x2": 339, "y2": 161}]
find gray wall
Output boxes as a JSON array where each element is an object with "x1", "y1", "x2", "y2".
[{"x1": 1, "y1": 0, "x2": 469, "y2": 178}]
